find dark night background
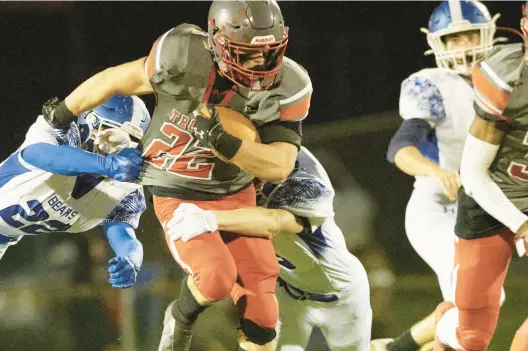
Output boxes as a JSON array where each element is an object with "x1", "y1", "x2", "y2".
[{"x1": 0, "y1": 2, "x2": 526, "y2": 351}]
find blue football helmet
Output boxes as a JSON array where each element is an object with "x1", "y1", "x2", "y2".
[
  {"x1": 421, "y1": 0, "x2": 499, "y2": 75},
  {"x1": 78, "y1": 95, "x2": 150, "y2": 152},
  {"x1": 78, "y1": 95, "x2": 151, "y2": 153}
]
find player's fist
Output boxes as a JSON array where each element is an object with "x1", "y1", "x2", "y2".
[
  {"x1": 108, "y1": 256, "x2": 140, "y2": 289},
  {"x1": 103, "y1": 148, "x2": 144, "y2": 182},
  {"x1": 432, "y1": 168, "x2": 461, "y2": 201},
  {"x1": 42, "y1": 97, "x2": 77, "y2": 129},
  {"x1": 95, "y1": 128, "x2": 132, "y2": 154},
  {"x1": 191, "y1": 104, "x2": 242, "y2": 160},
  {"x1": 166, "y1": 203, "x2": 218, "y2": 241}
]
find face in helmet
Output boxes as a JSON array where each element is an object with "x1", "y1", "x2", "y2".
[
  {"x1": 422, "y1": 0, "x2": 498, "y2": 75},
  {"x1": 78, "y1": 95, "x2": 151, "y2": 154},
  {"x1": 207, "y1": 0, "x2": 289, "y2": 91}
]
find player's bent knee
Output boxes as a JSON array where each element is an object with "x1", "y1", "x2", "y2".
[
  {"x1": 245, "y1": 292, "x2": 279, "y2": 329},
  {"x1": 240, "y1": 318, "x2": 277, "y2": 345},
  {"x1": 458, "y1": 329, "x2": 494, "y2": 351},
  {"x1": 197, "y1": 262, "x2": 237, "y2": 301}
]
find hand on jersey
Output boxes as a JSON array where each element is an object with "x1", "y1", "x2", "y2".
[
  {"x1": 94, "y1": 128, "x2": 132, "y2": 154},
  {"x1": 108, "y1": 256, "x2": 140, "y2": 289},
  {"x1": 104, "y1": 148, "x2": 144, "y2": 182},
  {"x1": 166, "y1": 203, "x2": 218, "y2": 242},
  {"x1": 432, "y1": 168, "x2": 461, "y2": 201}
]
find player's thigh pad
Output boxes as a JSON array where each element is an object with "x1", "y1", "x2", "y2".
[{"x1": 454, "y1": 229, "x2": 514, "y2": 351}]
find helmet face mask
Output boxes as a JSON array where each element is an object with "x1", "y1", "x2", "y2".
[
  {"x1": 422, "y1": 1, "x2": 498, "y2": 76},
  {"x1": 208, "y1": 0, "x2": 288, "y2": 91}
]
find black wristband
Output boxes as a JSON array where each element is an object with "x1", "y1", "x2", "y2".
[{"x1": 215, "y1": 132, "x2": 243, "y2": 160}]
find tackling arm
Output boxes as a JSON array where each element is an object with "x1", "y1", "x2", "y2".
[
  {"x1": 21, "y1": 143, "x2": 144, "y2": 182},
  {"x1": 460, "y1": 115, "x2": 528, "y2": 233},
  {"x1": 212, "y1": 207, "x2": 304, "y2": 238}
]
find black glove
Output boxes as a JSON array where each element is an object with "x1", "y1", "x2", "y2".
[
  {"x1": 42, "y1": 97, "x2": 77, "y2": 129},
  {"x1": 191, "y1": 104, "x2": 242, "y2": 160}
]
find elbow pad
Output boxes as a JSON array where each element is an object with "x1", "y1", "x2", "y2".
[
  {"x1": 387, "y1": 118, "x2": 432, "y2": 163},
  {"x1": 42, "y1": 98, "x2": 77, "y2": 129}
]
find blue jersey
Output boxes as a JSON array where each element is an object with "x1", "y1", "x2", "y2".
[
  {"x1": 260, "y1": 147, "x2": 361, "y2": 294},
  {"x1": 0, "y1": 116, "x2": 146, "y2": 239}
]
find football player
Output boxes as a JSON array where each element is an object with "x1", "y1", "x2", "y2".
[
  {"x1": 0, "y1": 95, "x2": 150, "y2": 289},
  {"x1": 380, "y1": 1, "x2": 502, "y2": 350},
  {"x1": 166, "y1": 146, "x2": 373, "y2": 351},
  {"x1": 40, "y1": 1, "x2": 312, "y2": 350},
  {"x1": 434, "y1": 2, "x2": 528, "y2": 350}
]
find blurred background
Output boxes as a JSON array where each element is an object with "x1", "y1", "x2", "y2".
[{"x1": 0, "y1": 1, "x2": 526, "y2": 350}]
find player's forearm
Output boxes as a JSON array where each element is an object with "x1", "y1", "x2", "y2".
[
  {"x1": 65, "y1": 57, "x2": 153, "y2": 116},
  {"x1": 21, "y1": 143, "x2": 111, "y2": 177},
  {"x1": 461, "y1": 134, "x2": 528, "y2": 233},
  {"x1": 394, "y1": 146, "x2": 442, "y2": 177},
  {"x1": 212, "y1": 207, "x2": 303, "y2": 238},
  {"x1": 229, "y1": 141, "x2": 297, "y2": 183},
  {"x1": 103, "y1": 221, "x2": 143, "y2": 267}
]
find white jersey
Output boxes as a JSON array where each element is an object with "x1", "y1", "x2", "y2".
[
  {"x1": 0, "y1": 116, "x2": 146, "y2": 240},
  {"x1": 260, "y1": 147, "x2": 361, "y2": 294},
  {"x1": 399, "y1": 67, "x2": 474, "y2": 198}
]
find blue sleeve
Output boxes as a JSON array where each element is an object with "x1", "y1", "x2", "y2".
[
  {"x1": 386, "y1": 119, "x2": 433, "y2": 164},
  {"x1": 102, "y1": 188, "x2": 146, "y2": 229},
  {"x1": 103, "y1": 221, "x2": 143, "y2": 268},
  {"x1": 21, "y1": 143, "x2": 109, "y2": 177}
]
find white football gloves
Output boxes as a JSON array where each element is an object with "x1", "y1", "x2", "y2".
[
  {"x1": 94, "y1": 128, "x2": 132, "y2": 154},
  {"x1": 166, "y1": 203, "x2": 218, "y2": 241}
]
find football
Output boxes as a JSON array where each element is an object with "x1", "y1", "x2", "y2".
[{"x1": 216, "y1": 106, "x2": 260, "y2": 143}]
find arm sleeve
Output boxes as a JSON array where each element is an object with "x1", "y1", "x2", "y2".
[
  {"x1": 399, "y1": 76, "x2": 446, "y2": 125},
  {"x1": 102, "y1": 188, "x2": 147, "y2": 229},
  {"x1": 20, "y1": 143, "x2": 109, "y2": 176},
  {"x1": 267, "y1": 172, "x2": 334, "y2": 231},
  {"x1": 103, "y1": 221, "x2": 143, "y2": 267},
  {"x1": 471, "y1": 62, "x2": 514, "y2": 126},
  {"x1": 387, "y1": 118, "x2": 433, "y2": 164},
  {"x1": 460, "y1": 134, "x2": 527, "y2": 233}
]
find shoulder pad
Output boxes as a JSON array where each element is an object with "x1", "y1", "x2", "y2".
[
  {"x1": 145, "y1": 24, "x2": 209, "y2": 81},
  {"x1": 267, "y1": 170, "x2": 334, "y2": 220}
]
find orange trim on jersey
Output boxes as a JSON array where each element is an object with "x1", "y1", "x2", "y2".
[
  {"x1": 146, "y1": 37, "x2": 161, "y2": 79},
  {"x1": 472, "y1": 64, "x2": 510, "y2": 112},
  {"x1": 475, "y1": 94, "x2": 512, "y2": 123},
  {"x1": 279, "y1": 94, "x2": 311, "y2": 122}
]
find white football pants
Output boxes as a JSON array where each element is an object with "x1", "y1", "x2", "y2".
[
  {"x1": 276, "y1": 256, "x2": 372, "y2": 351},
  {"x1": 405, "y1": 189, "x2": 458, "y2": 301}
]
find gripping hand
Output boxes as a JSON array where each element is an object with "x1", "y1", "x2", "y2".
[{"x1": 103, "y1": 148, "x2": 144, "y2": 182}]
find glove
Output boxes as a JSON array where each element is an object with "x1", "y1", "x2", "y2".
[
  {"x1": 94, "y1": 128, "x2": 132, "y2": 154},
  {"x1": 42, "y1": 97, "x2": 77, "y2": 129},
  {"x1": 191, "y1": 104, "x2": 242, "y2": 160},
  {"x1": 108, "y1": 256, "x2": 140, "y2": 289},
  {"x1": 103, "y1": 148, "x2": 144, "y2": 182},
  {"x1": 166, "y1": 203, "x2": 218, "y2": 241}
]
